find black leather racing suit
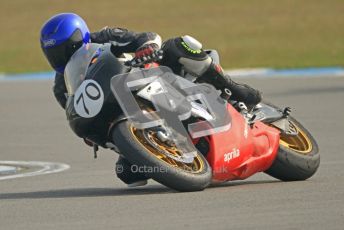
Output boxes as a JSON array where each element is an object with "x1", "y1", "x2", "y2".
[{"x1": 53, "y1": 27, "x2": 161, "y2": 109}]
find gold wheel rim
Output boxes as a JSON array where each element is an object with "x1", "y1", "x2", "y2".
[
  {"x1": 279, "y1": 121, "x2": 313, "y2": 155},
  {"x1": 130, "y1": 126, "x2": 205, "y2": 173}
]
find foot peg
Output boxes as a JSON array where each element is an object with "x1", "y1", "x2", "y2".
[
  {"x1": 283, "y1": 107, "x2": 292, "y2": 117},
  {"x1": 220, "y1": 88, "x2": 232, "y2": 101}
]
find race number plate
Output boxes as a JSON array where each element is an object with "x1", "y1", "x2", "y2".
[{"x1": 74, "y1": 80, "x2": 104, "y2": 118}]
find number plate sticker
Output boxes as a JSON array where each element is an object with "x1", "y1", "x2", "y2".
[{"x1": 74, "y1": 80, "x2": 104, "y2": 118}]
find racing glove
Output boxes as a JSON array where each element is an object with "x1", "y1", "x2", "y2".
[{"x1": 128, "y1": 44, "x2": 163, "y2": 67}]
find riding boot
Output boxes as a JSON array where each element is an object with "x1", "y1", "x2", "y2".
[
  {"x1": 116, "y1": 156, "x2": 148, "y2": 187},
  {"x1": 196, "y1": 62, "x2": 262, "y2": 109}
]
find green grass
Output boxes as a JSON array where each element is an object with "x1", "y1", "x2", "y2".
[{"x1": 0, "y1": 0, "x2": 343, "y2": 73}]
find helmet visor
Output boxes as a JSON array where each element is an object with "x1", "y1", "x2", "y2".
[{"x1": 42, "y1": 29, "x2": 84, "y2": 72}]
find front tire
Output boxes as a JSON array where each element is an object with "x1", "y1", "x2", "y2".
[
  {"x1": 112, "y1": 121, "x2": 212, "y2": 192},
  {"x1": 265, "y1": 116, "x2": 320, "y2": 181}
]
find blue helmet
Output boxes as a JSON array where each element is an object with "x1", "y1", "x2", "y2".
[{"x1": 40, "y1": 13, "x2": 90, "y2": 74}]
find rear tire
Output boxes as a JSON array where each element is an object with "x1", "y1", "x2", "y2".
[
  {"x1": 112, "y1": 121, "x2": 212, "y2": 192},
  {"x1": 265, "y1": 115, "x2": 320, "y2": 181}
]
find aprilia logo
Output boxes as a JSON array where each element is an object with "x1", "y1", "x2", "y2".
[{"x1": 224, "y1": 148, "x2": 240, "y2": 162}]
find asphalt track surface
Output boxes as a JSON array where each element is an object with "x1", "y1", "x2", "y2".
[{"x1": 0, "y1": 76, "x2": 343, "y2": 230}]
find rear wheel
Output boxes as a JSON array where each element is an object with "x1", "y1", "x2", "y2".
[
  {"x1": 112, "y1": 121, "x2": 212, "y2": 192},
  {"x1": 265, "y1": 116, "x2": 320, "y2": 181}
]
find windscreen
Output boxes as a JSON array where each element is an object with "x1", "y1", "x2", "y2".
[
  {"x1": 110, "y1": 66, "x2": 232, "y2": 159},
  {"x1": 64, "y1": 43, "x2": 102, "y2": 95}
]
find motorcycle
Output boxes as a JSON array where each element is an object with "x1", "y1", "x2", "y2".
[{"x1": 64, "y1": 43, "x2": 320, "y2": 192}]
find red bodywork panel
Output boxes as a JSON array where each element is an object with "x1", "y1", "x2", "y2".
[
  {"x1": 205, "y1": 105, "x2": 280, "y2": 183},
  {"x1": 143, "y1": 64, "x2": 280, "y2": 183}
]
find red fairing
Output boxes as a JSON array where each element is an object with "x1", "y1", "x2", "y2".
[
  {"x1": 206, "y1": 105, "x2": 280, "y2": 183},
  {"x1": 144, "y1": 63, "x2": 280, "y2": 183}
]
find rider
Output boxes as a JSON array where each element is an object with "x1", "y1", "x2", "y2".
[{"x1": 40, "y1": 13, "x2": 262, "y2": 186}]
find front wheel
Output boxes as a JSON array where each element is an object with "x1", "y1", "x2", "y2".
[
  {"x1": 265, "y1": 116, "x2": 320, "y2": 181},
  {"x1": 112, "y1": 121, "x2": 212, "y2": 192}
]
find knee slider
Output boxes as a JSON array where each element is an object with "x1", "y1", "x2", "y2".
[{"x1": 180, "y1": 35, "x2": 203, "y2": 54}]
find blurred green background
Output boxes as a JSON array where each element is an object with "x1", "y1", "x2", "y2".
[{"x1": 0, "y1": 0, "x2": 343, "y2": 73}]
